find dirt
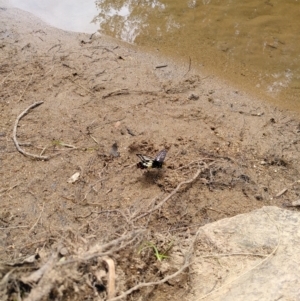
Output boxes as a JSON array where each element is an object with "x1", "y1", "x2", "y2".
[{"x1": 1, "y1": 5, "x2": 300, "y2": 301}]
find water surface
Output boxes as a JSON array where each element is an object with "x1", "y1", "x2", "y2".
[{"x1": 8, "y1": 0, "x2": 300, "y2": 111}]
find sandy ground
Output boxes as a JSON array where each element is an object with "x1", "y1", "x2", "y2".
[{"x1": 1, "y1": 5, "x2": 300, "y2": 301}]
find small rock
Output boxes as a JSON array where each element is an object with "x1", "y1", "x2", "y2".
[
  {"x1": 67, "y1": 172, "x2": 80, "y2": 183},
  {"x1": 59, "y1": 247, "x2": 68, "y2": 256},
  {"x1": 114, "y1": 121, "x2": 121, "y2": 128},
  {"x1": 188, "y1": 93, "x2": 199, "y2": 100},
  {"x1": 291, "y1": 199, "x2": 300, "y2": 207}
]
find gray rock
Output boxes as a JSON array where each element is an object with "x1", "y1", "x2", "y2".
[{"x1": 189, "y1": 206, "x2": 300, "y2": 301}]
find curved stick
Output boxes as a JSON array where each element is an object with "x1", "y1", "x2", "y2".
[{"x1": 13, "y1": 101, "x2": 49, "y2": 160}]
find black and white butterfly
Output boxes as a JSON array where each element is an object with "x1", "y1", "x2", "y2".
[{"x1": 136, "y1": 149, "x2": 167, "y2": 169}]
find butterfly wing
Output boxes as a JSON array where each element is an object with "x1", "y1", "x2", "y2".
[
  {"x1": 136, "y1": 154, "x2": 154, "y2": 169},
  {"x1": 136, "y1": 150, "x2": 167, "y2": 169},
  {"x1": 154, "y1": 149, "x2": 167, "y2": 163},
  {"x1": 136, "y1": 154, "x2": 154, "y2": 163}
]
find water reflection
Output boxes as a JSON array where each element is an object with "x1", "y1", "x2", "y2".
[{"x1": 93, "y1": 0, "x2": 170, "y2": 43}]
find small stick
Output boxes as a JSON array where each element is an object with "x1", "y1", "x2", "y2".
[
  {"x1": 58, "y1": 142, "x2": 76, "y2": 148},
  {"x1": 155, "y1": 64, "x2": 168, "y2": 69},
  {"x1": 18, "y1": 73, "x2": 33, "y2": 102},
  {"x1": 89, "y1": 134, "x2": 99, "y2": 144},
  {"x1": 68, "y1": 77, "x2": 96, "y2": 97},
  {"x1": 0, "y1": 225, "x2": 29, "y2": 230},
  {"x1": 274, "y1": 180, "x2": 300, "y2": 199},
  {"x1": 183, "y1": 56, "x2": 191, "y2": 77},
  {"x1": 103, "y1": 256, "x2": 116, "y2": 299},
  {"x1": 1, "y1": 71, "x2": 12, "y2": 86},
  {"x1": 0, "y1": 183, "x2": 19, "y2": 195},
  {"x1": 12, "y1": 101, "x2": 49, "y2": 160},
  {"x1": 28, "y1": 203, "x2": 45, "y2": 234},
  {"x1": 102, "y1": 89, "x2": 129, "y2": 99},
  {"x1": 133, "y1": 166, "x2": 202, "y2": 221},
  {"x1": 48, "y1": 44, "x2": 61, "y2": 52},
  {"x1": 275, "y1": 188, "x2": 288, "y2": 198},
  {"x1": 40, "y1": 146, "x2": 47, "y2": 156}
]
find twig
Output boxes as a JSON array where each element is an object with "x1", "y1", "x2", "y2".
[
  {"x1": 275, "y1": 188, "x2": 288, "y2": 198},
  {"x1": 58, "y1": 142, "x2": 76, "y2": 149},
  {"x1": 84, "y1": 230, "x2": 144, "y2": 260},
  {"x1": 102, "y1": 89, "x2": 129, "y2": 99},
  {"x1": 200, "y1": 252, "x2": 268, "y2": 259},
  {"x1": 18, "y1": 73, "x2": 33, "y2": 102},
  {"x1": 206, "y1": 207, "x2": 228, "y2": 215},
  {"x1": 1, "y1": 70, "x2": 12, "y2": 86},
  {"x1": 111, "y1": 262, "x2": 190, "y2": 301},
  {"x1": 40, "y1": 146, "x2": 47, "y2": 156},
  {"x1": 58, "y1": 230, "x2": 145, "y2": 266},
  {"x1": 0, "y1": 183, "x2": 19, "y2": 196},
  {"x1": 28, "y1": 203, "x2": 45, "y2": 234},
  {"x1": 48, "y1": 44, "x2": 61, "y2": 52},
  {"x1": 0, "y1": 268, "x2": 17, "y2": 287},
  {"x1": 75, "y1": 212, "x2": 93, "y2": 219},
  {"x1": 95, "y1": 209, "x2": 130, "y2": 225},
  {"x1": 0, "y1": 225, "x2": 29, "y2": 230},
  {"x1": 103, "y1": 256, "x2": 116, "y2": 300},
  {"x1": 23, "y1": 253, "x2": 58, "y2": 301},
  {"x1": 155, "y1": 64, "x2": 168, "y2": 69},
  {"x1": 183, "y1": 56, "x2": 191, "y2": 77},
  {"x1": 133, "y1": 166, "x2": 203, "y2": 221},
  {"x1": 89, "y1": 134, "x2": 99, "y2": 144},
  {"x1": 274, "y1": 180, "x2": 300, "y2": 198},
  {"x1": 21, "y1": 239, "x2": 48, "y2": 249},
  {"x1": 13, "y1": 101, "x2": 49, "y2": 160},
  {"x1": 68, "y1": 77, "x2": 96, "y2": 97},
  {"x1": 21, "y1": 253, "x2": 57, "y2": 285}
]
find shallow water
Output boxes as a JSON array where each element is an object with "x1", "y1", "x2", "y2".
[{"x1": 8, "y1": 0, "x2": 300, "y2": 111}]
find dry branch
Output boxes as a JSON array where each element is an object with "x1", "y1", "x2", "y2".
[
  {"x1": 102, "y1": 89, "x2": 159, "y2": 99},
  {"x1": 59, "y1": 230, "x2": 145, "y2": 266},
  {"x1": 102, "y1": 89, "x2": 130, "y2": 99},
  {"x1": 111, "y1": 263, "x2": 190, "y2": 301},
  {"x1": 13, "y1": 101, "x2": 49, "y2": 160},
  {"x1": 133, "y1": 166, "x2": 203, "y2": 221},
  {"x1": 21, "y1": 253, "x2": 57, "y2": 285},
  {"x1": 103, "y1": 256, "x2": 116, "y2": 300},
  {"x1": 23, "y1": 254, "x2": 58, "y2": 301}
]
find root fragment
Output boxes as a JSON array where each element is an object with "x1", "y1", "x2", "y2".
[{"x1": 13, "y1": 101, "x2": 49, "y2": 160}]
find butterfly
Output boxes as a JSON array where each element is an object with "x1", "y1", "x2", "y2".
[{"x1": 136, "y1": 149, "x2": 167, "y2": 169}]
